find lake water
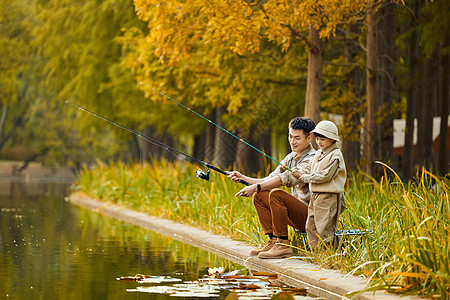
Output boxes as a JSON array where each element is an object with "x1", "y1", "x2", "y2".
[
  {"x1": 0, "y1": 180, "x2": 245, "y2": 299},
  {"x1": 0, "y1": 179, "x2": 323, "y2": 299}
]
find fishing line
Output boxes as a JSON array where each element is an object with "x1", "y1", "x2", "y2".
[
  {"x1": 140, "y1": 82, "x2": 293, "y2": 172},
  {"x1": 65, "y1": 101, "x2": 249, "y2": 186}
]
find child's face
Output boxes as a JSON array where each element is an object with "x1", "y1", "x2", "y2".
[{"x1": 315, "y1": 136, "x2": 334, "y2": 151}]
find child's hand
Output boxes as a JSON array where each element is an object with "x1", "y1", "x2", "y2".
[{"x1": 292, "y1": 170, "x2": 304, "y2": 182}]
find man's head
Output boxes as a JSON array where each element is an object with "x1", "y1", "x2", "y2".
[
  {"x1": 289, "y1": 117, "x2": 315, "y2": 133},
  {"x1": 288, "y1": 117, "x2": 315, "y2": 154}
]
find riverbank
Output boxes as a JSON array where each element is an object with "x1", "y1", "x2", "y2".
[
  {"x1": 70, "y1": 192, "x2": 424, "y2": 300},
  {"x1": 0, "y1": 160, "x2": 74, "y2": 181}
]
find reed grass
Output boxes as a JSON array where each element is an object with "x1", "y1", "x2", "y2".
[{"x1": 75, "y1": 160, "x2": 449, "y2": 298}]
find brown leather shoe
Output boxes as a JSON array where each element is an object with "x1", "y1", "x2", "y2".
[
  {"x1": 258, "y1": 239, "x2": 293, "y2": 259},
  {"x1": 250, "y1": 238, "x2": 276, "y2": 256}
]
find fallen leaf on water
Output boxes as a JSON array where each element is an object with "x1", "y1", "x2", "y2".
[
  {"x1": 272, "y1": 291, "x2": 295, "y2": 300},
  {"x1": 250, "y1": 271, "x2": 279, "y2": 278},
  {"x1": 268, "y1": 279, "x2": 287, "y2": 287},
  {"x1": 116, "y1": 274, "x2": 149, "y2": 281},
  {"x1": 239, "y1": 283, "x2": 262, "y2": 289},
  {"x1": 224, "y1": 291, "x2": 239, "y2": 300}
]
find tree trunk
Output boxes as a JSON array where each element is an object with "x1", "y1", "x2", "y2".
[
  {"x1": 161, "y1": 132, "x2": 174, "y2": 161},
  {"x1": 402, "y1": 0, "x2": 420, "y2": 180},
  {"x1": 213, "y1": 106, "x2": 237, "y2": 169},
  {"x1": 0, "y1": 116, "x2": 25, "y2": 152},
  {"x1": 141, "y1": 125, "x2": 153, "y2": 161},
  {"x1": 364, "y1": 9, "x2": 380, "y2": 176},
  {"x1": 342, "y1": 23, "x2": 362, "y2": 172},
  {"x1": 205, "y1": 110, "x2": 216, "y2": 162},
  {"x1": 235, "y1": 132, "x2": 260, "y2": 175},
  {"x1": 261, "y1": 128, "x2": 272, "y2": 176},
  {"x1": 378, "y1": 2, "x2": 396, "y2": 168},
  {"x1": 417, "y1": 55, "x2": 437, "y2": 169},
  {"x1": 0, "y1": 103, "x2": 8, "y2": 140},
  {"x1": 438, "y1": 36, "x2": 449, "y2": 175},
  {"x1": 304, "y1": 24, "x2": 323, "y2": 124},
  {"x1": 235, "y1": 128, "x2": 271, "y2": 176},
  {"x1": 141, "y1": 125, "x2": 174, "y2": 162},
  {"x1": 193, "y1": 130, "x2": 206, "y2": 161}
]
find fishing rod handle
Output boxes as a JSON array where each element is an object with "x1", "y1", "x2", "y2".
[
  {"x1": 203, "y1": 163, "x2": 249, "y2": 186},
  {"x1": 238, "y1": 179, "x2": 250, "y2": 186}
]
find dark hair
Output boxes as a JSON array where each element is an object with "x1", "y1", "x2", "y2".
[
  {"x1": 314, "y1": 132, "x2": 337, "y2": 143},
  {"x1": 289, "y1": 117, "x2": 315, "y2": 134},
  {"x1": 313, "y1": 132, "x2": 326, "y2": 138}
]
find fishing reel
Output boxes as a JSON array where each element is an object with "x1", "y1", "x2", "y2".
[{"x1": 196, "y1": 168, "x2": 210, "y2": 181}]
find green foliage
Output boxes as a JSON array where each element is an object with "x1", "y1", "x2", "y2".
[
  {"x1": 0, "y1": 0, "x2": 33, "y2": 105},
  {"x1": 1, "y1": 0, "x2": 151, "y2": 167},
  {"x1": 76, "y1": 161, "x2": 449, "y2": 298}
]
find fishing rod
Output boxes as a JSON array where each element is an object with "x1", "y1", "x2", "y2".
[
  {"x1": 140, "y1": 82, "x2": 294, "y2": 172},
  {"x1": 65, "y1": 101, "x2": 249, "y2": 186}
]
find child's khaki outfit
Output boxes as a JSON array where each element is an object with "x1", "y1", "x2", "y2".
[{"x1": 302, "y1": 122, "x2": 347, "y2": 249}]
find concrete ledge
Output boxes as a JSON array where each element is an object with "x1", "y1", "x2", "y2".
[{"x1": 69, "y1": 192, "x2": 423, "y2": 300}]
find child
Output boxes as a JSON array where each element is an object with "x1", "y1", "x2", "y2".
[{"x1": 296, "y1": 120, "x2": 347, "y2": 249}]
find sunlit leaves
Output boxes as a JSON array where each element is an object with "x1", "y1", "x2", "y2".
[{"x1": 120, "y1": 269, "x2": 310, "y2": 298}]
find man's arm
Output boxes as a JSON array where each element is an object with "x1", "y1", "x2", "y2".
[
  {"x1": 234, "y1": 176, "x2": 282, "y2": 197},
  {"x1": 226, "y1": 171, "x2": 264, "y2": 185}
]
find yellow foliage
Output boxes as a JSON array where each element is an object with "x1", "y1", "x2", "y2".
[{"x1": 132, "y1": 0, "x2": 376, "y2": 64}]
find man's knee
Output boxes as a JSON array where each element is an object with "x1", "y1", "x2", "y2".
[
  {"x1": 253, "y1": 190, "x2": 269, "y2": 206},
  {"x1": 268, "y1": 188, "x2": 287, "y2": 203},
  {"x1": 252, "y1": 193, "x2": 260, "y2": 206}
]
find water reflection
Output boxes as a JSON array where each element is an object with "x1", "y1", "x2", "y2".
[{"x1": 0, "y1": 181, "x2": 241, "y2": 299}]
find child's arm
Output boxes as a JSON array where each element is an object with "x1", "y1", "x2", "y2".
[
  {"x1": 301, "y1": 159, "x2": 340, "y2": 184},
  {"x1": 283, "y1": 153, "x2": 313, "y2": 187}
]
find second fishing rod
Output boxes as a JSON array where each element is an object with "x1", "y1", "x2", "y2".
[
  {"x1": 140, "y1": 82, "x2": 294, "y2": 173},
  {"x1": 65, "y1": 101, "x2": 249, "y2": 186}
]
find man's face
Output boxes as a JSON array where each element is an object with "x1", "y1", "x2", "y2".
[{"x1": 288, "y1": 128, "x2": 311, "y2": 154}]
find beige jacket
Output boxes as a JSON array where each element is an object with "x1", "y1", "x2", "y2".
[
  {"x1": 302, "y1": 143, "x2": 346, "y2": 193},
  {"x1": 265, "y1": 145, "x2": 316, "y2": 205}
]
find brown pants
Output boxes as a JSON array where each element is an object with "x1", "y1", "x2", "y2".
[
  {"x1": 306, "y1": 192, "x2": 342, "y2": 249},
  {"x1": 252, "y1": 189, "x2": 308, "y2": 237}
]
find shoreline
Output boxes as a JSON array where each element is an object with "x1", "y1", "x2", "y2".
[{"x1": 69, "y1": 192, "x2": 423, "y2": 300}]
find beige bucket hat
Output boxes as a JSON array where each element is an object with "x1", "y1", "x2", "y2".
[{"x1": 312, "y1": 120, "x2": 340, "y2": 142}]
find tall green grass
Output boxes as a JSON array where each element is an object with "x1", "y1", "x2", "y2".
[
  {"x1": 75, "y1": 160, "x2": 449, "y2": 298},
  {"x1": 76, "y1": 160, "x2": 264, "y2": 244}
]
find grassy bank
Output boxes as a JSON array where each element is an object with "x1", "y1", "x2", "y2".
[{"x1": 75, "y1": 160, "x2": 449, "y2": 298}]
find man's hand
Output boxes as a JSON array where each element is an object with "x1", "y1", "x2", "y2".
[
  {"x1": 227, "y1": 171, "x2": 243, "y2": 183},
  {"x1": 235, "y1": 184, "x2": 257, "y2": 197}
]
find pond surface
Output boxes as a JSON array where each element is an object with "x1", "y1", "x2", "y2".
[{"x1": 0, "y1": 180, "x2": 244, "y2": 299}]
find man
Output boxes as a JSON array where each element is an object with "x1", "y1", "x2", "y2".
[{"x1": 227, "y1": 117, "x2": 316, "y2": 258}]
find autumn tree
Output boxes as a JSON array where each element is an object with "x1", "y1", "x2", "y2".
[
  {"x1": 29, "y1": 0, "x2": 150, "y2": 168},
  {"x1": 0, "y1": 0, "x2": 35, "y2": 154},
  {"x1": 133, "y1": 0, "x2": 373, "y2": 122}
]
